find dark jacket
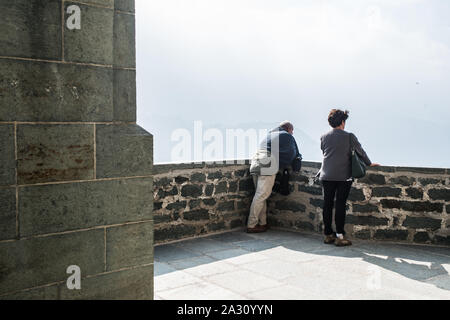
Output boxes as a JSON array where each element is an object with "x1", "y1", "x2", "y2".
[
  {"x1": 250, "y1": 127, "x2": 300, "y2": 175},
  {"x1": 319, "y1": 129, "x2": 371, "y2": 181}
]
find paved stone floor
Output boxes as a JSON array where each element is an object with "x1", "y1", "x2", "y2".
[{"x1": 154, "y1": 229, "x2": 450, "y2": 300}]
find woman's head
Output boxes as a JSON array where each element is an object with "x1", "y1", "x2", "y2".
[{"x1": 328, "y1": 109, "x2": 349, "y2": 128}]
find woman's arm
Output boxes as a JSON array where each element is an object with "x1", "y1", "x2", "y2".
[{"x1": 350, "y1": 133, "x2": 372, "y2": 166}]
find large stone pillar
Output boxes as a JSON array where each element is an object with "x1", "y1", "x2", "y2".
[{"x1": 0, "y1": 0, "x2": 154, "y2": 299}]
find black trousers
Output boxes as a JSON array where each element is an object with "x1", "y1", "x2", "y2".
[{"x1": 322, "y1": 180, "x2": 353, "y2": 235}]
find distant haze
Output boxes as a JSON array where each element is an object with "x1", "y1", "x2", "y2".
[{"x1": 136, "y1": 0, "x2": 450, "y2": 168}]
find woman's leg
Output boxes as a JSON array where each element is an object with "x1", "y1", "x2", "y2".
[
  {"x1": 322, "y1": 180, "x2": 337, "y2": 235},
  {"x1": 334, "y1": 181, "x2": 353, "y2": 235}
]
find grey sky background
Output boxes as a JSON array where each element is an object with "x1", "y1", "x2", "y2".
[{"x1": 135, "y1": 0, "x2": 450, "y2": 167}]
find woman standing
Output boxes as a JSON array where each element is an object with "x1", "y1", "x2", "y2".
[{"x1": 318, "y1": 109, "x2": 379, "y2": 246}]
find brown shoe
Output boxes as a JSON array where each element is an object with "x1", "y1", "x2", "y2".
[
  {"x1": 259, "y1": 224, "x2": 269, "y2": 231},
  {"x1": 246, "y1": 225, "x2": 266, "y2": 233},
  {"x1": 324, "y1": 234, "x2": 336, "y2": 244},
  {"x1": 335, "y1": 236, "x2": 352, "y2": 247}
]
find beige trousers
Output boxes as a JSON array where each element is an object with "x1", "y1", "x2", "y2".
[{"x1": 247, "y1": 174, "x2": 277, "y2": 228}]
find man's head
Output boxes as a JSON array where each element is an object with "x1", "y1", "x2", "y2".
[
  {"x1": 328, "y1": 109, "x2": 349, "y2": 129},
  {"x1": 279, "y1": 121, "x2": 294, "y2": 134}
]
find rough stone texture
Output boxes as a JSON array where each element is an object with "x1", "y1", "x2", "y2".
[
  {"x1": 0, "y1": 125, "x2": 15, "y2": 186},
  {"x1": 115, "y1": 0, "x2": 135, "y2": 12},
  {"x1": 154, "y1": 162, "x2": 450, "y2": 247},
  {"x1": 0, "y1": 188, "x2": 16, "y2": 241},
  {"x1": 106, "y1": 221, "x2": 153, "y2": 271},
  {"x1": 113, "y1": 69, "x2": 136, "y2": 122},
  {"x1": 113, "y1": 12, "x2": 135, "y2": 68},
  {"x1": 60, "y1": 265, "x2": 153, "y2": 300},
  {"x1": 0, "y1": 229, "x2": 104, "y2": 295},
  {"x1": 0, "y1": 59, "x2": 114, "y2": 122},
  {"x1": 64, "y1": 3, "x2": 114, "y2": 65},
  {"x1": 17, "y1": 124, "x2": 94, "y2": 185},
  {"x1": 96, "y1": 124, "x2": 153, "y2": 178},
  {"x1": 19, "y1": 178, "x2": 153, "y2": 237},
  {"x1": 0, "y1": 0, "x2": 153, "y2": 299},
  {"x1": 0, "y1": 0, "x2": 61, "y2": 60}
]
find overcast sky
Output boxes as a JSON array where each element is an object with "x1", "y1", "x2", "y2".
[{"x1": 136, "y1": 0, "x2": 450, "y2": 167}]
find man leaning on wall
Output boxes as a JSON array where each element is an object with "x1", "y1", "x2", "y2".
[{"x1": 247, "y1": 121, "x2": 301, "y2": 233}]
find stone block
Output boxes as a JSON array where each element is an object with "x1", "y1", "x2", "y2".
[
  {"x1": 64, "y1": 2, "x2": 113, "y2": 65},
  {"x1": 372, "y1": 187, "x2": 402, "y2": 197},
  {"x1": 113, "y1": 69, "x2": 136, "y2": 121},
  {"x1": 183, "y1": 209, "x2": 210, "y2": 221},
  {"x1": 0, "y1": 229, "x2": 104, "y2": 295},
  {"x1": 405, "y1": 188, "x2": 423, "y2": 199},
  {"x1": 181, "y1": 184, "x2": 202, "y2": 198},
  {"x1": 228, "y1": 181, "x2": 238, "y2": 192},
  {"x1": 96, "y1": 124, "x2": 153, "y2": 179},
  {"x1": 19, "y1": 178, "x2": 153, "y2": 236},
  {"x1": 353, "y1": 229, "x2": 371, "y2": 240},
  {"x1": 0, "y1": 188, "x2": 16, "y2": 241},
  {"x1": 294, "y1": 220, "x2": 315, "y2": 231},
  {"x1": 428, "y1": 189, "x2": 450, "y2": 201},
  {"x1": 309, "y1": 198, "x2": 324, "y2": 209},
  {"x1": 275, "y1": 200, "x2": 306, "y2": 212},
  {"x1": 346, "y1": 215, "x2": 389, "y2": 226},
  {"x1": 389, "y1": 176, "x2": 415, "y2": 186},
  {"x1": 433, "y1": 235, "x2": 450, "y2": 246},
  {"x1": 0, "y1": 0, "x2": 61, "y2": 60},
  {"x1": 189, "y1": 199, "x2": 201, "y2": 209},
  {"x1": 0, "y1": 59, "x2": 113, "y2": 122},
  {"x1": 0, "y1": 285, "x2": 59, "y2": 300},
  {"x1": 402, "y1": 217, "x2": 442, "y2": 231},
  {"x1": 381, "y1": 200, "x2": 443, "y2": 213},
  {"x1": 114, "y1": 12, "x2": 135, "y2": 68},
  {"x1": 78, "y1": 0, "x2": 114, "y2": 7},
  {"x1": 413, "y1": 232, "x2": 431, "y2": 243},
  {"x1": 202, "y1": 199, "x2": 216, "y2": 206},
  {"x1": 154, "y1": 225, "x2": 196, "y2": 242},
  {"x1": 207, "y1": 171, "x2": 223, "y2": 180},
  {"x1": 154, "y1": 177, "x2": 172, "y2": 188},
  {"x1": 190, "y1": 173, "x2": 206, "y2": 183},
  {"x1": 217, "y1": 201, "x2": 235, "y2": 212},
  {"x1": 166, "y1": 201, "x2": 187, "y2": 211},
  {"x1": 115, "y1": 0, "x2": 135, "y2": 12},
  {"x1": 239, "y1": 179, "x2": 255, "y2": 192},
  {"x1": 174, "y1": 176, "x2": 189, "y2": 184},
  {"x1": 229, "y1": 219, "x2": 244, "y2": 229},
  {"x1": 234, "y1": 169, "x2": 248, "y2": 177},
  {"x1": 396, "y1": 167, "x2": 445, "y2": 174},
  {"x1": 208, "y1": 221, "x2": 226, "y2": 231},
  {"x1": 17, "y1": 124, "x2": 94, "y2": 185},
  {"x1": 106, "y1": 221, "x2": 153, "y2": 271},
  {"x1": 156, "y1": 186, "x2": 178, "y2": 199},
  {"x1": 60, "y1": 264, "x2": 153, "y2": 300},
  {"x1": 352, "y1": 203, "x2": 379, "y2": 213},
  {"x1": 419, "y1": 178, "x2": 445, "y2": 186},
  {"x1": 0, "y1": 125, "x2": 15, "y2": 186},
  {"x1": 374, "y1": 229, "x2": 408, "y2": 241},
  {"x1": 357, "y1": 174, "x2": 386, "y2": 185},
  {"x1": 205, "y1": 184, "x2": 214, "y2": 196},
  {"x1": 348, "y1": 188, "x2": 366, "y2": 202},
  {"x1": 215, "y1": 181, "x2": 227, "y2": 194},
  {"x1": 298, "y1": 185, "x2": 322, "y2": 195}
]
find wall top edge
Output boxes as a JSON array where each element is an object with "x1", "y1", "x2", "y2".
[{"x1": 153, "y1": 159, "x2": 449, "y2": 174}]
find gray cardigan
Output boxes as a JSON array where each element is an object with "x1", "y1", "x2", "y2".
[{"x1": 318, "y1": 129, "x2": 372, "y2": 181}]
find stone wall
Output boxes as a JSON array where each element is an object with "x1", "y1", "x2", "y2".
[
  {"x1": 153, "y1": 161, "x2": 254, "y2": 244},
  {"x1": 0, "y1": 0, "x2": 154, "y2": 299},
  {"x1": 154, "y1": 161, "x2": 450, "y2": 247},
  {"x1": 267, "y1": 163, "x2": 450, "y2": 246}
]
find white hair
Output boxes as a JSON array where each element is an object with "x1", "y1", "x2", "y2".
[{"x1": 279, "y1": 121, "x2": 293, "y2": 131}]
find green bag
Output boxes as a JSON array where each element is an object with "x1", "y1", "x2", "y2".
[{"x1": 350, "y1": 134, "x2": 366, "y2": 179}]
